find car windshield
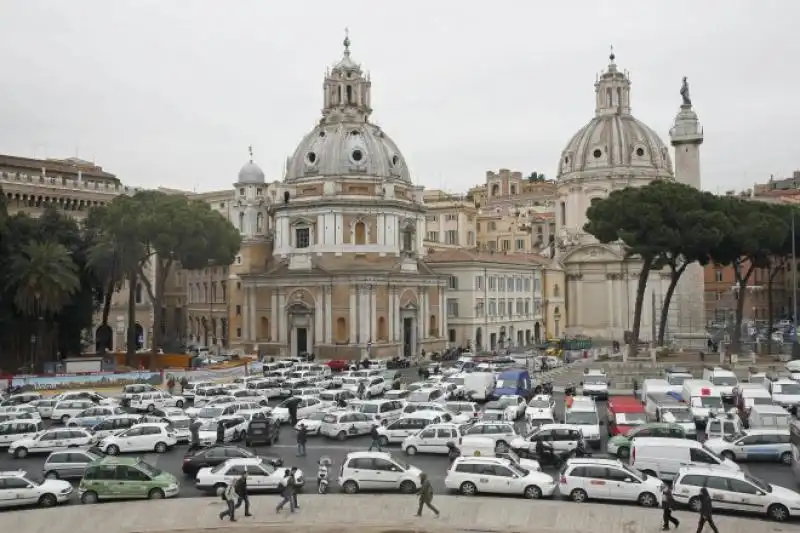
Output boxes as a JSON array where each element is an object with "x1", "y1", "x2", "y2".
[
  {"x1": 407, "y1": 391, "x2": 433, "y2": 403},
  {"x1": 495, "y1": 379, "x2": 517, "y2": 389},
  {"x1": 170, "y1": 418, "x2": 190, "y2": 429},
  {"x1": 712, "y1": 376, "x2": 738, "y2": 386},
  {"x1": 498, "y1": 397, "x2": 518, "y2": 408},
  {"x1": 341, "y1": 378, "x2": 359, "y2": 385},
  {"x1": 446, "y1": 403, "x2": 473, "y2": 414},
  {"x1": 565, "y1": 411, "x2": 598, "y2": 425},
  {"x1": 699, "y1": 396, "x2": 723, "y2": 408},
  {"x1": 199, "y1": 420, "x2": 220, "y2": 431},
  {"x1": 661, "y1": 408, "x2": 693, "y2": 423},
  {"x1": 210, "y1": 462, "x2": 229, "y2": 474},
  {"x1": 136, "y1": 460, "x2": 160, "y2": 477},
  {"x1": 615, "y1": 412, "x2": 647, "y2": 425},
  {"x1": 667, "y1": 375, "x2": 691, "y2": 386},
  {"x1": 774, "y1": 383, "x2": 800, "y2": 395},
  {"x1": 528, "y1": 399, "x2": 550, "y2": 409},
  {"x1": 529, "y1": 417, "x2": 553, "y2": 426},
  {"x1": 744, "y1": 473, "x2": 771, "y2": 493},
  {"x1": 748, "y1": 376, "x2": 767, "y2": 385},
  {"x1": 583, "y1": 376, "x2": 606, "y2": 385},
  {"x1": 198, "y1": 407, "x2": 224, "y2": 418},
  {"x1": 359, "y1": 404, "x2": 379, "y2": 414},
  {"x1": 305, "y1": 412, "x2": 328, "y2": 421}
]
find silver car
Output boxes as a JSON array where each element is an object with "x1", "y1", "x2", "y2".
[{"x1": 42, "y1": 448, "x2": 102, "y2": 479}]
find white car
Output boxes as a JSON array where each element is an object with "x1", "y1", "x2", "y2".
[
  {"x1": 27, "y1": 399, "x2": 57, "y2": 419},
  {"x1": 349, "y1": 399, "x2": 406, "y2": 425},
  {"x1": 88, "y1": 415, "x2": 141, "y2": 441},
  {"x1": 445, "y1": 456, "x2": 556, "y2": 499},
  {"x1": 401, "y1": 402, "x2": 462, "y2": 423},
  {"x1": 128, "y1": 391, "x2": 186, "y2": 412},
  {"x1": 138, "y1": 409, "x2": 193, "y2": 443},
  {"x1": 444, "y1": 401, "x2": 481, "y2": 423},
  {"x1": 54, "y1": 390, "x2": 117, "y2": 405},
  {"x1": 376, "y1": 411, "x2": 445, "y2": 445},
  {"x1": 186, "y1": 404, "x2": 236, "y2": 421},
  {"x1": 0, "y1": 470, "x2": 73, "y2": 508},
  {"x1": 528, "y1": 394, "x2": 556, "y2": 411},
  {"x1": 511, "y1": 424, "x2": 585, "y2": 457},
  {"x1": 246, "y1": 379, "x2": 282, "y2": 400},
  {"x1": 230, "y1": 388, "x2": 270, "y2": 405},
  {"x1": 294, "y1": 411, "x2": 332, "y2": 435},
  {"x1": 673, "y1": 465, "x2": 800, "y2": 522},
  {"x1": 319, "y1": 410, "x2": 379, "y2": 440},
  {"x1": 0, "y1": 419, "x2": 44, "y2": 447},
  {"x1": 197, "y1": 416, "x2": 249, "y2": 445},
  {"x1": 9, "y1": 428, "x2": 94, "y2": 459},
  {"x1": 339, "y1": 451, "x2": 421, "y2": 494},
  {"x1": 318, "y1": 389, "x2": 358, "y2": 407},
  {"x1": 66, "y1": 405, "x2": 127, "y2": 429},
  {"x1": 0, "y1": 405, "x2": 42, "y2": 422},
  {"x1": 272, "y1": 396, "x2": 324, "y2": 424},
  {"x1": 559, "y1": 457, "x2": 663, "y2": 507},
  {"x1": 461, "y1": 421, "x2": 518, "y2": 453},
  {"x1": 484, "y1": 395, "x2": 527, "y2": 421},
  {"x1": 98, "y1": 422, "x2": 178, "y2": 455},
  {"x1": 401, "y1": 423, "x2": 463, "y2": 455},
  {"x1": 196, "y1": 458, "x2": 304, "y2": 495},
  {"x1": 770, "y1": 379, "x2": 800, "y2": 410},
  {"x1": 51, "y1": 400, "x2": 97, "y2": 425}
]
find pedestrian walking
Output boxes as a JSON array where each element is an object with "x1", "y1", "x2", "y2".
[
  {"x1": 188, "y1": 419, "x2": 202, "y2": 451},
  {"x1": 696, "y1": 487, "x2": 719, "y2": 533},
  {"x1": 216, "y1": 420, "x2": 225, "y2": 444},
  {"x1": 288, "y1": 403, "x2": 298, "y2": 426},
  {"x1": 291, "y1": 466, "x2": 300, "y2": 509},
  {"x1": 661, "y1": 484, "x2": 679, "y2": 531},
  {"x1": 415, "y1": 472, "x2": 439, "y2": 518},
  {"x1": 297, "y1": 424, "x2": 308, "y2": 456},
  {"x1": 234, "y1": 472, "x2": 252, "y2": 517},
  {"x1": 218, "y1": 482, "x2": 237, "y2": 522},
  {"x1": 275, "y1": 469, "x2": 296, "y2": 513},
  {"x1": 368, "y1": 424, "x2": 381, "y2": 452}
]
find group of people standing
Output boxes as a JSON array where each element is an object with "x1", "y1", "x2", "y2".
[{"x1": 219, "y1": 467, "x2": 301, "y2": 521}]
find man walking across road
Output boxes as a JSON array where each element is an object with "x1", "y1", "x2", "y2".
[
  {"x1": 218, "y1": 482, "x2": 237, "y2": 522},
  {"x1": 297, "y1": 424, "x2": 308, "y2": 457},
  {"x1": 276, "y1": 469, "x2": 296, "y2": 513},
  {"x1": 368, "y1": 424, "x2": 382, "y2": 452},
  {"x1": 234, "y1": 471, "x2": 252, "y2": 517},
  {"x1": 661, "y1": 484, "x2": 679, "y2": 531},
  {"x1": 415, "y1": 472, "x2": 439, "y2": 518},
  {"x1": 290, "y1": 466, "x2": 300, "y2": 509},
  {"x1": 696, "y1": 487, "x2": 719, "y2": 533},
  {"x1": 188, "y1": 419, "x2": 202, "y2": 452}
]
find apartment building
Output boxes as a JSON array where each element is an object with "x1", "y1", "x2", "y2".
[{"x1": 422, "y1": 189, "x2": 477, "y2": 249}]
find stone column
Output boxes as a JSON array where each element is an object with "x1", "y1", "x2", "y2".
[
  {"x1": 370, "y1": 286, "x2": 377, "y2": 342},
  {"x1": 315, "y1": 290, "x2": 324, "y2": 347},
  {"x1": 270, "y1": 290, "x2": 278, "y2": 342},
  {"x1": 242, "y1": 287, "x2": 250, "y2": 341},
  {"x1": 388, "y1": 287, "x2": 396, "y2": 342},
  {"x1": 377, "y1": 214, "x2": 385, "y2": 245},
  {"x1": 606, "y1": 274, "x2": 615, "y2": 331},
  {"x1": 575, "y1": 276, "x2": 583, "y2": 329},
  {"x1": 249, "y1": 286, "x2": 257, "y2": 342},
  {"x1": 418, "y1": 288, "x2": 426, "y2": 342},
  {"x1": 422, "y1": 288, "x2": 430, "y2": 338},
  {"x1": 277, "y1": 290, "x2": 286, "y2": 343},
  {"x1": 324, "y1": 286, "x2": 333, "y2": 344},
  {"x1": 438, "y1": 287, "x2": 445, "y2": 339},
  {"x1": 349, "y1": 286, "x2": 357, "y2": 343}
]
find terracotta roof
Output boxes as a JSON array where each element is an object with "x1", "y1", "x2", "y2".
[{"x1": 424, "y1": 249, "x2": 550, "y2": 266}]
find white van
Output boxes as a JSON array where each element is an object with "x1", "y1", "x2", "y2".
[
  {"x1": 664, "y1": 367, "x2": 694, "y2": 396},
  {"x1": 768, "y1": 379, "x2": 800, "y2": 410},
  {"x1": 701, "y1": 366, "x2": 738, "y2": 402},
  {"x1": 0, "y1": 419, "x2": 44, "y2": 447},
  {"x1": 749, "y1": 404, "x2": 791, "y2": 429},
  {"x1": 681, "y1": 380, "x2": 724, "y2": 425},
  {"x1": 376, "y1": 411, "x2": 443, "y2": 445},
  {"x1": 640, "y1": 379, "x2": 669, "y2": 404},
  {"x1": 630, "y1": 437, "x2": 739, "y2": 481},
  {"x1": 564, "y1": 398, "x2": 601, "y2": 449},
  {"x1": 462, "y1": 372, "x2": 496, "y2": 401}
]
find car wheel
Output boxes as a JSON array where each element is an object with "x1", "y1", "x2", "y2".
[
  {"x1": 342, "y1": 480, "x2": 359, "y2": 494},
  {"x1": 14, "y1": 447, "x2": 28, "y2": 459},
  {"x1": 81, "y1": 491, "x2": 99, "y2": 504},
  {"x1": 147, "y1": 404, "x2": 155, "y2": 413},
  {"x1": 378, "y1": 436, "x2": 389, "y2": 446},
  {"x1": 399, "y1": 480, "x2": 416, "y2": 494},
  {"x1": 781, "y1": 451, "x2": 792, "y2": 465},
  {"x1": 60, "y1": 415, "x2": 70, "y2": 425},
  {"x1": 495, "y1": 440, "x2": 509, "y2": 453},
  {"x1": 336, "y1": 431, "x2": 347, "y2": 441},
  {"x1": 154, "y1": 441, "x2": 168, "y2": 453},
  {"x1": 768, "y1": 503, "x2": 790, "y2": 522},
  {"x1": 688, "y1": 496, "x2": 702, "y2": 513},
  {"x1": 405, "y1": 445, "x2": 417, "y2": 456},
  {"x1": 38, "y1": 493, "x2": 57, "y2": 507},
  {"x1": 148, "y1": 488, "x2": 165, "y2": 500},
  {"x1": 721, "y1": 450, "x2": 735, "y2": 462},
  {"x1": 523, "y1": 485, "x2": 542, "y2": 499},
  {"x1": 175, "y1": 400, "x2": 184, "y2": 408},
  {"x1": 214, "y1": 484, "x2": 227, "y2": 497},
  {"x1": 459, "y1": 481, "x2": 477, "y2": 496},
  {"x1": 106, "y1": 444, "x2": 120, "y2": 455},
  {"x1": 44, "y1": 471, "x2": 59, "y2": 480},
  {"x1": 617, "y1": 446, "x2": 630, "y2": 459},
  {"x1": 570, "y1": 488, "x2": 588, "y2": 503},
  {"x1": 638, "y1": 492, "x2": 658, "y2": 507}
]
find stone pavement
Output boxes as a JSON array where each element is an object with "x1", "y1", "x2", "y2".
[{"x1": 2, "y1": 495, "x2": 795, "y2": 533}]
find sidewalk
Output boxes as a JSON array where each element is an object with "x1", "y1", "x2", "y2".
[{"x1": 0, "y1": 494, "x2": 786, "y2": 533}]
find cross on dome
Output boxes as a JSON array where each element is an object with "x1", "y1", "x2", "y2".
[{"x1": 343, "y1": 27, "x2": 351, "y2": 57}]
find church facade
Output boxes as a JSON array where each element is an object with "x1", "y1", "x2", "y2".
[
  {"x1": 554, "y1": 52, "x2": 705, "y2": 343},
  {"x1": 218, "y1": 36, "x2": 447, "y2": 360}
]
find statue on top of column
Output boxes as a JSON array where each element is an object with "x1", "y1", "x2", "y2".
[{"x1": 680, "y1": 76, "x2": 691, "y2": 106}]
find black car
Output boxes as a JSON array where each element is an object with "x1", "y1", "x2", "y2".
[
  {"x1": 245, "y1": 417, "x2": 280, "y2": 447},
  {"x1": 181, "y1": 445, "x2": 282, "y2": 477}
]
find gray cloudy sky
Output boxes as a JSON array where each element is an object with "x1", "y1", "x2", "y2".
[{"x1": 1, "y1": 1, "x2": 797, "y2": 193}]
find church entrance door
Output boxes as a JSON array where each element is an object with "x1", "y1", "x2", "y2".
[
  {"x1": 296, "y1": 327, "x2": 308, "y2": 357},
  {"x1": 403, "y1": 318, "x2": 413, "y2": 357}
]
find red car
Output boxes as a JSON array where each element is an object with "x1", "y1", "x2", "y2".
[
  {"x1": 326, "y1": 359, "x2": 349, "y2": 372},
  {"x1": 606, "y1": 396, "x2": 647, "y2": 436}
]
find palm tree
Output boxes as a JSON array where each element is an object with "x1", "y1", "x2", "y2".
[{"x1": 5, "y1": 241, "x2": 80, "y2": 367}]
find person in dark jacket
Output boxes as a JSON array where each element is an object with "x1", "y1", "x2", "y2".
[
  {"x1": 290, "y1": 466, "x2": 300, "y2": 509},
  {"x1": 661, "y1": 484, "x2": 679, "y2": 530},
  {"x1": 275, "y1": 469, "x2": 295, "y2": 513},
  {"x1": 216, "y1": 420, "x2": 225, "y2": 444},
  {"x1": 415, "y1": 472, "x2": 439, "y2": 517},
  {"x1": 296, "y1": 424, "x2": 308, "y2": 456},
  {"x1": 288, "y1": 403, "x2": 298, "y2": 426},
  {"x1": 446, "y1": 442, "x2": 460, "y2": 466},
  {"x1": 696, "y1": 487, "x2": 719, "y2": 533},
  {"x1": 368, "y1": 424, "x2": 381, "y2": 452},
  {"x1": 188, "y1": 419, "x2": 202, "y2": 451},
  {"x1": 233, "y1": 471, "x2": 252, "y2": 517}
]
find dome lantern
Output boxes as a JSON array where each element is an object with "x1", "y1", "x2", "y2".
[
  {"x1": 594, "y1": 46, "x2": 632, "y2": 117},
  {"x1": 321, "y1": 29, "x2": 372, "y2": 125}
]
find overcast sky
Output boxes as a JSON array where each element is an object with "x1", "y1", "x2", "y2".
[{"x1": 1, "y1": 1, "x2": 797, "y2": 194}]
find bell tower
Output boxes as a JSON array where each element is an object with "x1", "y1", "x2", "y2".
[{"x1": 321, "y1": 30, "x2": 372, "y2": 124}]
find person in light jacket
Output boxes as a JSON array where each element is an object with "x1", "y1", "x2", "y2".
[{"x1": 218, "y1": 482, "x2": 237, "y2": 522}]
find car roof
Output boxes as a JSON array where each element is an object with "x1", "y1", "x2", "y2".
[
  {"x1": 345, "y1": 451, "x2": 394, "y2": 459},
  {"x1": 633, "y1": 437, "x2": 702, "y2": 448},
  {"x1": 90, "y1": 456, "x2": 140, "y2": 466},
  {"x1": 565, "y1": 457, "x2": 623, "y2": 468},
  {"x1": 750, "y1": 404, "x2": 790, "y2": 414},
  {"x1": 223, "y1": 457, "x2": 263, "y2": 465},
  {"x1": 742, "y1": 427, "x2": 789, "y2": 435},
  {"x1": 0, "y1": 470, "x2": 27, "y2": 477},
  {"x1": 398, "y1": 410, "x2": 442, "y2": 420},
  {"x1": 676, "y1": 464, "x2": 746, "y2": 479},
  {"x1": 607, "y1": 396, "x2": 645, "y2": 412},
  {"x1": 538, "y1": 423, "x2": 582, "y2": 431},
  {"x1": 132, "y1": 422, "x2": 169, "y2": 428}
]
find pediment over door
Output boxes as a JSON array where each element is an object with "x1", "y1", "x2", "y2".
[{"x1": 561, "y1": 244, "x2": 623, "y2": 265}]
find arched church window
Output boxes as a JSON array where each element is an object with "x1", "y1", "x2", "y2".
[
  {"x1": 256, "y1": 213, "x2": 264, "y2": 233},
  {"x1": 238, "y1": 212, "x2": 245, "y2": 232},
  {"x1": 491, "y1": 184, "x2": 500, "y2": 196},
  {"x1": 606, "y1": 88, "x2": 612, "y2": 107},
  {"x1": 336, "y1": 317, "x2": 347, "y2": 343},
  {"x1": 402, "y1": 227, "x2": 414, "y2": 252},
  {"x1": 346, "y1": 85, "x2": 353, "y2": 104},
  {"x1": 354, "y1": 221, "x2": 366, "y2": 245}
]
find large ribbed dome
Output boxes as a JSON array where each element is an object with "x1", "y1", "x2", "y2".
[{"x1": 557, "y1": 53, "x2": 673, "y2": 182}]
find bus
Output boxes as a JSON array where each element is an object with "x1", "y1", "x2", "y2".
[{"x1": 790, "y1": 420, "x2": 800, "y2": 484}]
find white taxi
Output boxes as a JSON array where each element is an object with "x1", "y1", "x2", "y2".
[
  {"x1": 0, "y1": 419, "x2": 44, "y2": 447},
  {"x1": 461, "y1": 421, "x2": 518, "y2": 453},
  {"x1": 0, "y1": 405, "x2": 42, "y2": 422},
  {"x1": 50, "y1": 400, "x2": 96, "y2": 425},
  {"x1": 27, "y1": 399, "x2": 57, "y2": 419},
  {"x1": 564, "y1": 397, "x2": 602, "y2": 449},
  {"x1": 559, "y1": 457, "x2": 663, "y2": 507},
  {"x1": 98, "y1": 422, "x2": 178, "y2": 455},
  {"x1": 319, "y1": 410, "x2": 378, "y2": 440},
  {"x1": 401, "y1": 423, "x2": 463, "y2": 455},
  {"x1": 197, "y1": 416, "x2": 249, "y2": 445},
  {"x1": 272, "y1": 396, "x2": 324, "y2": 424},
  {"x1": 128, "y1": 391, "x2": 186, "y2": 412},
  {"x1": 339, "y1": 451, "x2": 421, "y2": 494},
  {"x1": 0, "y1": 470, "x2": 73, "y2": 508},
  {"x1": 9, "y1": 428, "x2": 94, "y2": 459},
  {"x1": 196, "y1": 458, "x2": 304, "y2": 495},
  {"x1": 88, "y1": 414, "x2": 141, "y2": 441},
  {"x1": 294, "y1": 411, "x2": 331, "y2": 435},
  {"x1": 484, "y1": 395, "x2": 527, "y2": 421},
  {"x1": 445, "y1": 456, "x2": 556, "y2": 499},
  {"x1": 349, "y1": 399, "x2": 406, "y2": 425}
]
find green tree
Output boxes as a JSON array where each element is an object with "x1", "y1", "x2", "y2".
[
  {"x1": 710, "y1": 197, "x2": 789, "y2": 351},
  {"x1": 585, "y1": 185, "x2": 667, "y2": 357},
  {"x1": 762, "y1": 204, "x2": 798, "y2": 354},
  {"x1": 648, "y1": 183, "x2": 732, "y2": 345}
]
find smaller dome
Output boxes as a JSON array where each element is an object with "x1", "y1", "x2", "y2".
[{"x1": 238, "y1": 161, "x2": 265, "y2": 184}]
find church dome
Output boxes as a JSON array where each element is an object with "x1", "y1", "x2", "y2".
[
  {"x1": 557, "y1": 52, "x2": 673, "y2": 182},
  {"x1": 238, "y1": 160, "x2": 265, "y2": 184},
  {"x1": 284, "y1": 34, "x2": 411, "y2": 184}
]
